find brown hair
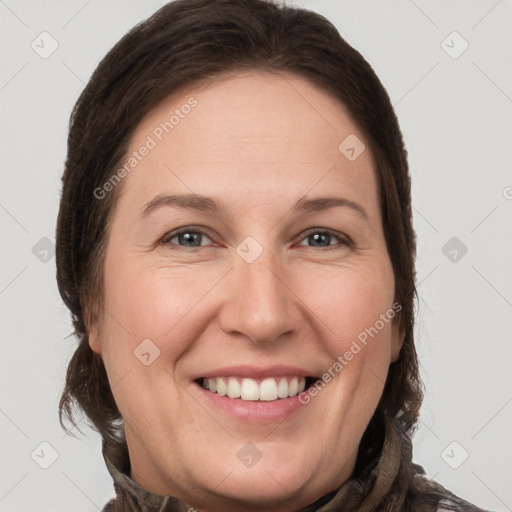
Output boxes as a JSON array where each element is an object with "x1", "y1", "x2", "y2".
[{"x1": 56, "y1": 0, "x2": 421, "y2": 467}]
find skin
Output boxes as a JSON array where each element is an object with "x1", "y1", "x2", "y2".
[{"x1": 89, "y1": 70, "x2": 405, "y2": 512}]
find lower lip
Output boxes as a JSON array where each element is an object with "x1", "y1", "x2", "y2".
[{"x1": 193, "y1": 382, "x2": 309, "y2": 423}]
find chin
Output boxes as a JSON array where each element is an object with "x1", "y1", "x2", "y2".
[
  {"x1": 208, "y1": 447, "x2": 315, "y2": 505},
  {"x1": 206, "y1": 473, "x2": 308, "y2": 512}
]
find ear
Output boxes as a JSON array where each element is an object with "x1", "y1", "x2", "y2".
[
  {"x1": 86, "y1": 303, "x2": 102, "y2": 355},
  {"x1": 390, "y1": 320, "x2": 405, "y2": 363},
  {"x1": 88, "y1": 322, "x2": 102, "y2": 355}
]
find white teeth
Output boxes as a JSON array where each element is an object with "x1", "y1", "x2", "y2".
[
  {"x1": 260, "y1": 378, "x2": 278, "y2": 401},
  {"x1": 241, "y1": 378, "x2": 259, "y2": 400},
  {"x1": 216, "y1": 377, "x2": 227, "y2": 396},
  {"x1": 288, "y1": 377, "x2": 298, "y2": 397},
  {"x1": 277, "y1": 377, "x2": 288, "y2": 398},
  {"x1": 227, "y1": 377, "x2": 241, "y2": 398},
  {"x1": 201, "y1": 376, "x2": 307, "y2": 401}
]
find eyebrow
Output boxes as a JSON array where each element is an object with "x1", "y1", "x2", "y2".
[{"x1": 141, "y1": 193, "x2": 368, "y2": 220}]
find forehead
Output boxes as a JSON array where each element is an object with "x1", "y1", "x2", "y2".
[{"x1": 119, "y1": 70, "x2": 378, "y2": 219}]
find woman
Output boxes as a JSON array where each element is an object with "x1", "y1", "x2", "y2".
[{"x1": 55, "y1": 0, "x2": 490, "y2": 510}]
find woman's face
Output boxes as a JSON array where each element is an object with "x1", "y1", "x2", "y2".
[{"x1": 90, "y1": 71, "x2": 404, "y2": 512}]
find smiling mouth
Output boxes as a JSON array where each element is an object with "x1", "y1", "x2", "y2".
[{"x1": 195, "y1": 376, "x2": 318, "y2": 401}]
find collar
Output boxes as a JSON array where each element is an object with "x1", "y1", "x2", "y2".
[{"x1": 101, "y1": 418, "x2": 433, "y2": 512}]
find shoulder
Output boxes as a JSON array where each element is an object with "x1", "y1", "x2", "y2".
[
  {"x1": 405, "y1": 467, "x2": 493, "y2": 512},
  {"x1": 101, "y1": 496, "x2": 139, "y2": 512},
  {"x1": 434, "y1": 498, "x2": 488, "y2": 511},
  {"x1": 101, "y1": 498, "x2": 115, "y2": 511}
]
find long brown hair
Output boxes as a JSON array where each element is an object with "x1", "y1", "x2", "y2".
[{"x1": 56, "y1": 0, "x2": 421, "y2": 468}]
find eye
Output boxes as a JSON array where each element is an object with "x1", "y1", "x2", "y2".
[
  {"x1": 297, "y1": 229, "x2": 351, "y2": 249},
  {"x1": 161, "y1": 228, "x2": 214, "y2": 249},
  {"x1": 160, "y1": 227, "x2": 352, "y2": 251}
]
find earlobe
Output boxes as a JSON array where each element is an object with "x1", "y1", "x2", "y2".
[
  {"x1": 85, "y1": 301, "x2": 102, "y2": 355},
  {"x1": 88, "y1": 323, "x2": 102, "y2": 355},
  {"x1": 390, "y1": 323, "x2": 405, "y2": 363}
]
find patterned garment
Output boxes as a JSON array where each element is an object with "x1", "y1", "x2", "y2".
[{"x1": 101, "y1": 418, "x2": 491, "y2": 512}]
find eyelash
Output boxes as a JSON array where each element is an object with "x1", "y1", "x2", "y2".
[{"x1": 160, "y1": 226, "x2": 353, "y2": 251}]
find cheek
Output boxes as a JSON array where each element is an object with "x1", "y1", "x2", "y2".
[
  {"x1": 101, "y1": 254, "x2": 224, "y2": 364},
  {"x1": 97, "y1": 265, "x2": 190, "y2": 430},
  {"x1": 296, "y1": 262, "x2": 395, "y2": 354}
]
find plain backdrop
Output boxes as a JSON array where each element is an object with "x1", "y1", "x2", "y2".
[{"x1": 1, "y1": 1, "x2": 511, "y2": 511}]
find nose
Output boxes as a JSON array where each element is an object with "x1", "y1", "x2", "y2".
[{"x1": 218, "y1": 245, "x2": 298, "y2": 347}]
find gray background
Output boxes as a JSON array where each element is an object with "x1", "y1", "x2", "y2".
[{"x1": 1, "y1": 0, "x2": 511, "y2": 510}]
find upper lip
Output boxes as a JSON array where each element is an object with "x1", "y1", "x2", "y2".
[{"x1": 191, "y1": 365, "x2": 318, "y2": 381}]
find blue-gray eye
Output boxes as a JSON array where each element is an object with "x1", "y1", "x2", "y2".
[
  {"x1": 298, "y1": 229, "x2": 350, "y2": 249},
  {"x1": 300, "y1": 231, "x2": 340, "y2": 248},
  {"x1": 163, "y1": 229, "x2": 213, "y2": 248},
  {"x1": 162, "y1": 227, "x2": 350, "y2": 250}
]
